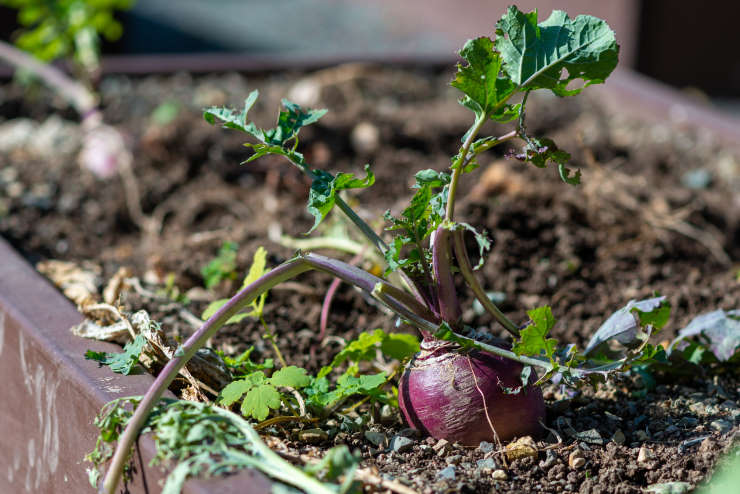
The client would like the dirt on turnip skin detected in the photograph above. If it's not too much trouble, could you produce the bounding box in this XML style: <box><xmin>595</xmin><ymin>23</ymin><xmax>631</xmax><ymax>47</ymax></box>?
<box><xmin>2</xmin><ymin>66</ymin><xmax>738</xmax><ymax>493</ymax></box>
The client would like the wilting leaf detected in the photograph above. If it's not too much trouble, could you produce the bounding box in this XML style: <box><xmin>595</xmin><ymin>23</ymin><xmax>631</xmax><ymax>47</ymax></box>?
<box><xmin>584</xmin><ymin>297</ymin><xmax>668</xmax><ymax>355</ymax></box>
<box><xmin>670</xmin><ymin>309</ymin><xmax>740</xmax><ymax>362</ymax></box>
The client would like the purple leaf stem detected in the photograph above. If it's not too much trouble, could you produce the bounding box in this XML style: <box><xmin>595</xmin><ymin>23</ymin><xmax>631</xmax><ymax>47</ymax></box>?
<box><xmin>432</xmin><ymin>226</ymin><xmax>462</xmax><ymax>326</ymax></box>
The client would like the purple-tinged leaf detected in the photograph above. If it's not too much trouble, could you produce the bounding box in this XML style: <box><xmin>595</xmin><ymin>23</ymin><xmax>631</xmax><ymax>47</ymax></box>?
<box><xmin>670</xmin><ymin>309</ymin><xmax>740</xmax><ymax>362</ymax></box>
<box><xmin>584</xmin><ymin>297</ymin><xmax>667</xmax><ymax>355</ymax></box>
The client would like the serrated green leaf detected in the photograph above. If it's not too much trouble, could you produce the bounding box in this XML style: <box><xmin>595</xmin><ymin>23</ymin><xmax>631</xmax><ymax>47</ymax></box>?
<box><xmin>307</xmin><ymin>165</ymin><xmax>374</xmax><ymax>233</ymax></box>
<box><xmin>451</xmin><ymin>37</ymin><xmax>516</xmax><ymax>120</ymax></box>
<box><xmin>495</xmin><ymin>6</ymin><xmax>619</xmax><ymax>96</ymax></box>
<box><xmin>511</xmin><ymin>136</ymin><xmax>571</xmax><ymax>168</ymax></box>
<box><xmin>218</xmin><ymin>372</ymin><xmax>266</xmax><ymax>407</ymax></box>
<box><xmin>205</xmin><ymin>95</ymin><xmax>325</xmax><ymax>156</ymax></box>
<box><xmin>85</xmin><ymin>334</ymin><xmax>147</xmax><ymax>375</ymax></box>
<box><xmin>322</xmin><ymin>329</ymin><xmax>386</xmax><ymax>376</ymax></box>
<box><xmin>380</xmin><ymin>333</ymin><xmax>420</xmax><ymax>361</ymax></box>
<box><xmin>336</xmin><ymin>372</ymin><xmax>387</xmax><ymax>394</ymax></box>
<box><xmin>383</xmin><ymin>170</ymin><xmax>448</xmax><ymax>274</ymax></box>
<box><xmin>203</xmin><ymin>90</ymin><xmax>260</xmax><ymax>135</ymax></box>
<box><xmin>241</xmin><ymin>384</ymin><xmax>281</xmax><ymax>421</ymax></box>
<box><xmin>272</xmin><ymin>99</ymin><xmax>327</xmax><ymax>143</ymax></box>
<box><xmin>414</xmin><ymin>169</ymin><xmax>451</xmax><ymax>188</ymax></box>
<box><xmin>242</xmin><ymin>143</ymin><xmax>287</xmax><ymax>163</ymax></box>
<box><xmin>268</xmin><ymin>366</ymin><xmax>311</xmax><ymax>388</ymax></box>
<box><xmin>513</xmin><ymin>306</ymin><xmax>558</xmax><ymax>359</ymax></box>
<box><xmin>634</xmin><ymin>302</ymin><xmax>671</xmax><ymax>332</ymax></box>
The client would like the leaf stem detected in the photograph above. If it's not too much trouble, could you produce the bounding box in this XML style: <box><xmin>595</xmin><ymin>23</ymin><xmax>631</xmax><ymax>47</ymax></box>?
<box><xmin>260</xmin><ymin>315</ymin><xmax>287</xmax><ymax>368</ymax></box>
<box><xmin>450</xmin><ymin>331</ymin><xmax>554</xmax><ymax>372</ymax></box>
<box><xmin>432</xmin><ymin>226</ymin><xmax>461</xmax><ymax>325</ymax></box>
<box><xmin>446</xmin><ymin>116</ymin><xmax>486</xmax><ymax>222</ymax></box>
<box><xmin>446</xmin><ymin>124</ymin><xmax>520</xmax><ymax>222</ymax></box>
<box><xmin>451</xmin><ymin>229</ymin><xmax>520</xmax><ymax>338</ymax></box>
<box><xmin>335</xmin><ymin>196</ymin><xmax>388</xmax><ymax>255</ymax></box>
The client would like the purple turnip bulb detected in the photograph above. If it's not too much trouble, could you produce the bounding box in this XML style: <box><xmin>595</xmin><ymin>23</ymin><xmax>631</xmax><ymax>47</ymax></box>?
<box><xmin>398</xmin><ymin>339</ymin><xmax>545</xmax><ymax>445</ymax></box>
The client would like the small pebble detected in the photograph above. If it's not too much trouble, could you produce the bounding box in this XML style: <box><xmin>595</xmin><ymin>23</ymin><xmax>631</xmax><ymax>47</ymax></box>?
<box><xmin>612</xmin><ymin>430</ymin><xmax>626</xmax><ymax>445</ymax></box>
<box><xmin>351</xmin><ymin>121</ymin><xmax>380</xmax><ymax>154</ymax></box>
<box><xmin>710</xmin><ymin>419</ymin><xmax>732</xmax><ymax>434</ymax></box>
<box><xmin>397</xmin><ymin>428</ymin><xmax>422</xmax><ymax>438</ymax></box>
<box><xmin>433</xmin><ymin>439</ymin><xmax>451</xmax><ymax>456</ymax></box>
<box><xmin>678</xmin><ymin>416</ymin><xmax>698</xmax><ymax>428</ymax></box>
<box><xmin>364</xmin><ymin>430</ymin><xmax>388</xmax><ymax>448</ymax></box>
<box><xmin>478</xmin><ymin>441</ymin><xmax>494</xmax><ymax>453</ymax></box>
<box><xmin>681</xmin><ymin>169</ymin><xmax>712</xmax><ymax>189</ymax></box>
<box><xmin>445</xmin><ymin>455</ymin><xmax>462</xmax><ymax>465</ymax></box>
<box><xmin>505</xmin><ymin>435</ymin><xmax>538</xmax><ymax>461</ymax></box>
<box><xmin>568</xmin><ymin>450</ymin><xmax>586</xmax><ymax>469</ymax></box>
<box><xmin>390</xmin><ymin>435</ymin><xmax>415</xmax><ymax>453</ymax></box>
<box><xmin>575</xmin><ymin>428</ymin><xmax>604</xmax><ymax>445</ymax></box>
<box><xmin>476</xmin><ymin>457</ymin><xmax>497</xmax><ymax>472</ymax></box>
<box><xmin>539</xmin><ymin>449</ymin><xmax>557</xmax><ymax>469</ymax></box>
<box><xmin>380</xmin><ymin>404</ymin><xmax>395</xmax><ymax>424</ymax></box>
<box><xmin>492</xmin><ymin>469</ymin><xmax>508</xmax><ymax>481</ymax></box>
<box><xmin>437</xmin><ymin>466</ymin><xmax>456</xmax><ymax>481</ymax></box>
<box><xmin>638</xmin><ymin>446</ymin><xmax>655</xmax><ymax>463</ymax></box>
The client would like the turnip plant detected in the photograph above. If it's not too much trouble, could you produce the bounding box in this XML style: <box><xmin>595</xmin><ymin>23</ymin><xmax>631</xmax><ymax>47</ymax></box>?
<box><xmin>97</xmin><ymin>6</ymin><xmax>676</xmax><ymax>493</ymax></box>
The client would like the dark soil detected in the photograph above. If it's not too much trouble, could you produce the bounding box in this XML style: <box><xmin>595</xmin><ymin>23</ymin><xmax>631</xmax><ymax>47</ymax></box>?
<box><xmin>1</xmin><ymin>66</ymin><xmax>739</xmax><ymax>493</ymax></box>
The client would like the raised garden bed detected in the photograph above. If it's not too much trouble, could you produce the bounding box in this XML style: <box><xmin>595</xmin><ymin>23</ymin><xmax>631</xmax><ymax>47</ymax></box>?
<box><xmin>1</xmin><ymin>58</ymin><xmax>739</xmax><ymax>493</ymax></box>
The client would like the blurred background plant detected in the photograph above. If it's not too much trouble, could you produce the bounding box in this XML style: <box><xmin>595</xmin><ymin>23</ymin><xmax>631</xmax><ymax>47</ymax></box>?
<box><xmin>0</xmin><ymin>0</ymin><xmax>133</xmax><ymax>84</ymax></box>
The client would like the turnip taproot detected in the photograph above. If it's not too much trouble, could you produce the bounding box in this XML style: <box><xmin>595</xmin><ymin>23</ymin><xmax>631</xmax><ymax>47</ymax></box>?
<box><xmin>399</xmin><ymin>339</ymin><xmax>545</xmax><ymax>445</ymax></box>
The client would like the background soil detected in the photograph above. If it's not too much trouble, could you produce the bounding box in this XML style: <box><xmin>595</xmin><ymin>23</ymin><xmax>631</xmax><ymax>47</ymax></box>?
<box><xmin>1</xmin><ymin>66</ymin><xmax>739</xmax><ymax>493</ymax></box>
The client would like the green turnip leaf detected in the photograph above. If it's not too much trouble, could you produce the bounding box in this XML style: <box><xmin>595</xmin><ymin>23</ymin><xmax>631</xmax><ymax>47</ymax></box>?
<box><xmin>307</xmin><ymin>165</ymin><xmax>374</xmax><ymax>232</ymax></box>
<box><xmin>269</xmin><ymin>366</ymin><xmax>311</xmax><ymax>388</ymax></box>
<box><xmin>451</xmin><ymin>37</ymin><xmax>517</xmax><ymax>121</ymax></box>
<box><xmin>241</xmin><ymin>384</ymin><xmax>281</xmax><ymax>421</ymax></box>
<box><xmin>513</xmin><ymin>306</ymin><xmax>558</xmax><ymax>360</ymax></box>
<box><xmin>495</xmin><ymin>6</ymin><xmax>619</xmax><ymax>96</ymax></box>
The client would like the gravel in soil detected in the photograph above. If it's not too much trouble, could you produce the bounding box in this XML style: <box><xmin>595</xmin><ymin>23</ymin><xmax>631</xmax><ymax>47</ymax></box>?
<box><xmin>1</xmin><ymin>66</ymin><xmax>739</xmax><ymax>493</ymax></box>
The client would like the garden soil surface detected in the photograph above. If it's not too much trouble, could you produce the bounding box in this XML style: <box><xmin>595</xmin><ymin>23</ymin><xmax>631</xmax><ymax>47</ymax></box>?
<box><xmin>1</xmin><ymin>66</ymin><xmax>739</xmax><ymax>493</ymax></box>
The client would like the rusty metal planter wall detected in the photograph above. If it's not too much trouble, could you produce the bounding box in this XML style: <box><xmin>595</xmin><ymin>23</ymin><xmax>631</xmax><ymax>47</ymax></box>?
<box><xmin>0</xmin><ymin>238</ymin><xmax>272</xmax><ymax>493</ymax></box>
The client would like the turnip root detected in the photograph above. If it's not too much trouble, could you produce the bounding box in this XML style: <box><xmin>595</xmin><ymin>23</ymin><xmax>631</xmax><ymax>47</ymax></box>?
<box><xmin>398</xmin><ymin>339</ymin><xmax>545</xmax><ymax>445</ymax></box>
